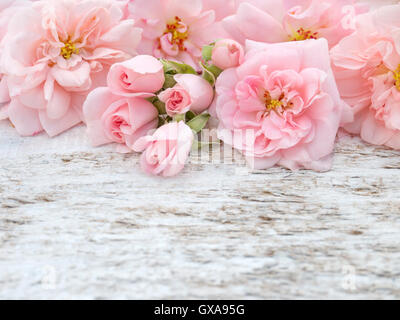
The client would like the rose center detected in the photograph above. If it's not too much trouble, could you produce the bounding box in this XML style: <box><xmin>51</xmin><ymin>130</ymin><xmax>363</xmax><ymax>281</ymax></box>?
<box><xmin>393</xmin><ymin>65</ymin><xmax>400</xmax><ymax>91</ymax></box>
<box><xmin>61</xmin><ymin>40</ymin><xmax>79</xmax><ymax>60</ymax></box>
<box><xmin>163</xmin><ymin>16</ymin><xmax>189</xmax><ymax>51</ymax></box>
<box><xmin>264</xmin><ymin>91</ymin><xmax>285</xmax><ymax>114</ymax></box>
<box><xmin>289</xmin><ymin>28</ymin><xmax>318</xmax><ymax>41</ymax></box>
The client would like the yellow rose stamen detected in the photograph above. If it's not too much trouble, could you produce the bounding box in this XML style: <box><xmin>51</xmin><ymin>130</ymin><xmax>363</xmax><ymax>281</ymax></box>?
<box><xmin>61</xmin><ymin>40</ymin><xmax>79</xmax><ymax>60</ymax></box>
<box><xmin>393</xmin><ymin>65</ymin><xmax>400</xmax><ymax>91</ymax></box>
<box><xmin>289</xmin><ymin>28</ymin><xmax>318</xmax><ymax>41</ymax></box>
<box><xmin>160</xmin><ymin>16</ymin><xmax>189</xmax><ymax>52</ymax></box>
<box><xmin>264</xmin><ymin>92</ymin><xmax>285</xmax><ymax>113</ymax></box>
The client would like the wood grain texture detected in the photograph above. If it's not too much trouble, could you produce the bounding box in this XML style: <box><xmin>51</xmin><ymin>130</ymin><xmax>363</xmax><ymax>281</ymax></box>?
<box><xmin>1</xmin><ymin>120</ymin><xmax>400</xmax><ymax>300</ymax></box>
<box><xmin>1</xmin><ymin>0</ymin><xmax>400</xmax><ymax>299</ymax></box>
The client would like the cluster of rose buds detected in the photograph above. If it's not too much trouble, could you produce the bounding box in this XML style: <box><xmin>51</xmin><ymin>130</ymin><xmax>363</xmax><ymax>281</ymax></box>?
<box><xmin>83</xmin><ymin>55</ymin><xmax>218</xmax><ymax>177</ymax></box>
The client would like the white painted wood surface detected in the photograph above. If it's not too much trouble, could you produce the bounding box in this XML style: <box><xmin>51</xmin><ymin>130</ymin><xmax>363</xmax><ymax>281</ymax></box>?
<box><xmin>1</xmin><ymin>0</ymin><xmax>400</xmax><ymax>300</ymax></box>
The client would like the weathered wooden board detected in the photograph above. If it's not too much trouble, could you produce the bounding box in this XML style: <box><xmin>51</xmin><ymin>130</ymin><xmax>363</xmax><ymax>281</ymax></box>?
<box><xmin>1</xmin><ymin>119</ymin><xmax>400</xmax><ymax>299</ymax></box>
<box><xmin>1</xmin><ymin>0</ymin><xmax>400</xmax><ymax>300</ymax></box>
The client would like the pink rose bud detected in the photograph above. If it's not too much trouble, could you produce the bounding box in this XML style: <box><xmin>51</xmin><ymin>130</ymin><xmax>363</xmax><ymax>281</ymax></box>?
<box><xmin>83</xmin><ymin>87</ymin><xmax>159</xmax><ymax>153</ymax></box>
<box><xmin>211</xmin><ymin>39</ymin><xmax>244</xmax><ymax>70</ymax></box>
<box><xmin>173</xmin><ymin>74</ymin><xmax>214</xmax><ymax>114</ymax></box>
<box><xmin>133</xmin><ymin>121</ymin><xmax>194</xmax><ymax>177</ymax></box>
<box><xmin>158</xmin><ymin>85</ymin><xmax>192</xmax><ymax>117</ymax></box>
<box><xmin>107</xmin><ymin>55</ymin><xmax>165</xmax><ymax>97</ymax></box>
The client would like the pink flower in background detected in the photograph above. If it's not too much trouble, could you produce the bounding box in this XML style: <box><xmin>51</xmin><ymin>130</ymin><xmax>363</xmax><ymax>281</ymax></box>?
<box><xmin>0</xmin><ymin>0</ymin><xmax>30</xmax><ymax>120</ymax></box>
<box><xmin>222</xmin><ymin>0</ymin><xmax>367</xmax><ymax>48</ymax></box>
<box><xmin>83</xmin><ymin>87</ymin><xmax>158</xmax><ymax>153</ymax></box>
<box><xmin>0</xmin><ymin>0</ymin><xmax>142</xmax><ymax>137</ymax></box>
<box><xmin>107</xmin><ymin>55</ymin><xmax>165</xmax><ymax>97</ymax></box>
<box><xmin>202</xmin><ymin>0</ymin><xmax>236</xmax><ymax>20</ymax></box>
<box><xmin>214</xmin><ymin>39</ymin><xmax>351</xmax><ymax>171</ymax></box>
<box><xmin>133</xmin><ymin>121</ymin><xmax>194</xmax><ymax>177</ymax></box>
<box><xmin>127</xmin><ymin>0</ymin><xmax>227</xmax><ymax>68</ymax></box>
<box><xmin>0</xmin><ymin>0</ymin><xmax>28</xmax><ymax>41</ymax></box>
<box><xmin>211</xmin><ymin>39</ymin><xmax>244</xmax><ymax>70</ymax></box>
<box><xmin>331</xmin><ymin>5</ymin><xmax>400</xmax><ymax>149</ymax></box>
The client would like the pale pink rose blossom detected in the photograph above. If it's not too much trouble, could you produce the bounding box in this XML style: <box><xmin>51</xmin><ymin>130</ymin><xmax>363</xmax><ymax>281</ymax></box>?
<box><xmin>202</xmin><ymin>0</ymin><xmax>236</xmax><ymax>20</ymax></box>
<box><xmin>127</xmin><ymin>0</ymin><xmax>227</xmax><ymax>68</ymax></box>
<box><xmin>222</xmin><ymin>0</ymin><xmax>368</xmax><ymax>48</ymax></box>
<box><xmin>107</xmin><ymin>55</ymin><xmax>165</xmax><ymax>97</ymax></box>
<box><xmin>158</xmin><ymin>85</ymin><xmax>192</xmax><ymax>117</ymax></box>
<box><xmin>331</xmin><ymin>5</ymin><xmax>400</xmax><ymax>149</ymax></box>
<box><xmin>0</xmin><ymin>0</ymin><xmax>142</xmax><ymax>137</ymax></box>
<box><xmin>0</xmin><ymin>0</ymin><xmax>30</xmax><ymax>120</ymax></box>
<box><xmin>214</xmin><ymin>39</ymin><xmax>351</xmax><ymax>171</ymax></box>
<box><xmin>133</xmin><ymin>121</ymin><xmax>194</xmax><ymax>177</ymax></box>
<box><xmin>83</xmin><ymin>87</ymin><xmax>159</xmax><ymax>153</ymax></box>
<box><xmin>211</xmin><ymin>39</ymin><xmax>244</xmax><ymax>70</ymax></box>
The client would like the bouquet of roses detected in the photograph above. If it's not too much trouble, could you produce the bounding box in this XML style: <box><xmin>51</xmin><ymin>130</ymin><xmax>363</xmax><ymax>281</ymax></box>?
<box><xmin>1</xmin><ymin>0</ymin><xmax>399</xmax><ymax>177</ymax></box>
<box><xmin>83</xmin><ymin>55</ymin><xmax>216</xmax><ymax>177</ymax></box>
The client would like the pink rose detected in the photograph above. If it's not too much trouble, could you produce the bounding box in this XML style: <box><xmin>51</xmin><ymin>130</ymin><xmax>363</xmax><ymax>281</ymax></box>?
<box><xmin>0</xmin><ymin>0</ymin><xmax>142</xmax><ymax>137</ymax></box>
<box><xmin>202</xmin><ymin>0</ymin><xmax>236</xmax><ymax>20</ymax></box>
<box><xmin>107</xmin><ymin>55</ymin><xmax>165</xmax><ymax>97</ymax></box>
<box><xmin>83</xmin><ymin>87</ymin><xmax>159</xmax><ymax>153</ymax></box>
<box><xmin>158</xmin><ymin>74</ymin><xmax>214</xmax><ymax>117</ymax></box>
<box><xmin>127</xmin><ymin>0</ymin><xmax>228</xmax><ymax>69</ymax></box>
<box><xmin>158</xmin><ymin>85</ymin><xmax>192</xmax><ymax>117</ymax></box>
<box><xmin>222</xmin><ymin>0</ymin><xmax>368</xmax><ymax>48</ymax></box>
<box><xmin>133</xmin><ymin>121</ymin><xmax>194</xmax><ymax>177</ymax></box>
<box><xmin>331</xmin><ymin>5</ymin><xmax>400</xmax><ymax>149</ymax></box>
<box><xmin>0</xmin><ymin>0</ymin><xmax>29</xmax><ymax>119</ymax></box>
<box><xmin>211</xmin><ymin>39</ymin><xmax>244</xmax><ymax>70</ymax></box>
<box><xmin>172</xmin><ymin>74</ymin><xmax>214</xmax><ymax>114</ymax></box>
<box><xmin>214</xmin><ymin>39</ymin><xmax>351</xmax><ymax>171</ymax></box>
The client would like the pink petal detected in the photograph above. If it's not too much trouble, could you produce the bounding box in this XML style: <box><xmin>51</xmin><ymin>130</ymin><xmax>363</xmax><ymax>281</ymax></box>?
<box><xmin>8</xmin><ymin>99</ymin><xmax>43</xmax><ymax>136</ymax></box>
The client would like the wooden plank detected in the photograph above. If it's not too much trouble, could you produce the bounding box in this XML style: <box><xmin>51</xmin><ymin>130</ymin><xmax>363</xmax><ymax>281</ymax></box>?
<box><xmin>1</xmin><ymin>0</ymin><xmax>400</xmax><ymax>299</ymax></box>
<box><xmin>1</xmin><ymin>120</ymin><xmax>400</xmax><ymax>299</ymax></box>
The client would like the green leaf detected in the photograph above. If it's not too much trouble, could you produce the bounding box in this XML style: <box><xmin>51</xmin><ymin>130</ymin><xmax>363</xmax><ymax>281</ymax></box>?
<box><xmin>202</xmin><ymin>45</ymin><xmax>213</xmax><ymax>62</ymax></box>
<box><xmin>158</xmin><ymin>116</ymin><xmax>167</xmax><ymax>127</ymax></box>
<box><xmin>192</xmin><ymin>140</ymin><xmax>220</xmax><ymax>151</ymax></box>
<box><xmin>186</xmin><ymin>113</ymin><xmax>210</xmax><ymax>133</ymax></box>
<box><xmin>160</xmin><ymin>59</ymin><xmax>178</xmax><ymax>74</ymax></box>
<box><xmin>161</xmin><ymin>59</ymin><xmax>197</xmax><ymax>75</ymax></box>
<box><xmin>163</xmin><ymin>74</ymin><xmax>177</xmax><ymax>89</ymax></box>
<box><xmin>168</xmin><ymin>60</ymin><xmax>197</xmax><ymax>74</ymax></box>
<box><xmin>185</xmin><ymin>111</ymin><xmax>197</xmax><ymax>122</ymax></box>
<box><xmin>153</xmin><ymin>99</ymin><xmax>166</xmax><ymax>115</ymax></box>
<box><xmin>173</xmin><ymin>114</ymin><xmax>186</xmax><ymax>122</ymax></box>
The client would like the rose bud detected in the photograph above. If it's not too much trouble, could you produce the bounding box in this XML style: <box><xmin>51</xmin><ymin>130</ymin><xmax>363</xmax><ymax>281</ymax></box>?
<box><xmin>133</xmin><ymin>121</ymin><xmax>194</xmax><ymax>177</ymax></box>
<box><xmin>107</xmin><ymin>55</ymin><xmax>165</xmax><ymax>97</ymax></box>
<box><xmin>83</xmin><ymin>87</ymin><xmax>159</xmax><ymax>153</ymax></box>
<box><xmin>211</xmin><ymin>39</ymin><xmax>244</xmax><ymax>70</ymax></box>
<box><xmin>158</xmin><ymin>85</ymin><xmax>192</xmax><ymax>117</ymax></box>
<box><xmin>171</xmin><ymin>74</ymin><xmax>214</xmax><ymax>114</ymax></box>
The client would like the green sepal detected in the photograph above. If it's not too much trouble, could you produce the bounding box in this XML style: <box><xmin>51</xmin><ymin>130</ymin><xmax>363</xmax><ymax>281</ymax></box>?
<box><xmin>202</xmin><ymin>45</ymin><xmax>213</xmax><ymax>62</ymax></box>
<box><xmin>201</xmin><ymin>63</ymin><xmax>222</xmax><ymax>86</ymax></box>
